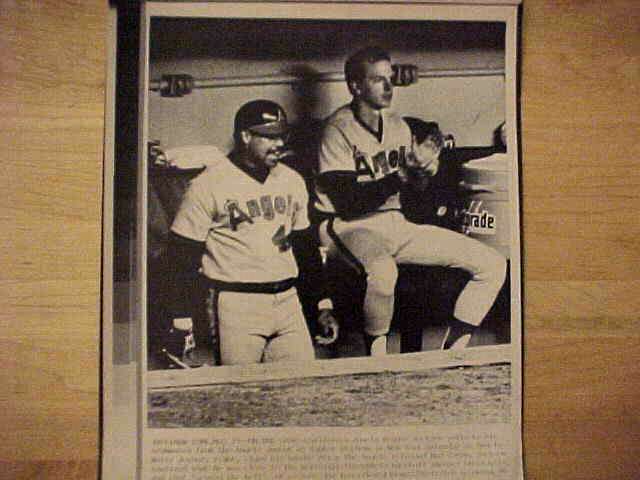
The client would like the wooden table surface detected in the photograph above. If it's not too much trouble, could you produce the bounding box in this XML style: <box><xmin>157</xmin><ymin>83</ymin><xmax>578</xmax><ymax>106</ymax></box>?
<box><xmin>1</xmin><ymin>1</ymin><xmax>639</xmax><ymax>479</ymax></box>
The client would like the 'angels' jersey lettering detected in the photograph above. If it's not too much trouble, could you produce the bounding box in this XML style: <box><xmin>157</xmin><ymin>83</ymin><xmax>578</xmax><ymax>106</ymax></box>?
<box><xmin>171</xmin><ymin>159</ymin><xmax>309</xmax><ymax>283</ymax></box>
<box><xmin>355</xmin><ymin>146</ymin><xmax>409</xmax><ymax>179</ymax></box>
<box><xmin>315</xmin><ymin>104</ymin><xmax>412</xmax><ymax>214</ymax></box>
<box><xmin>225</xmin><ymin>194</ymin><xmax>294</xmax><ymax>230</ymax></box>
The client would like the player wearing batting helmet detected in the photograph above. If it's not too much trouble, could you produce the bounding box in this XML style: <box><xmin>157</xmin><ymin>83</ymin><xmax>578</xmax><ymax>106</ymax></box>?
<box><xmin>313</xmin><ymin>46</ymin><xmax>506</xmax><ymax>355</ymax></box>
<box><xmin>167</xmin><ymin>100</ymin><xmax>338</xmax><ymax>366</ymax></box>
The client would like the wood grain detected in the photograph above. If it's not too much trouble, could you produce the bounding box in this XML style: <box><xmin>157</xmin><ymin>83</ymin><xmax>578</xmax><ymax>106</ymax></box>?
<box><xmin>521</xmin><ymin>1</ymin><xmax>640</xmax><ymax>479</ymax></box>
<box><xmin>0</xmin><ymin>0</ymin><xmax>106</xmax><ymax>478</ymax></box>
<box><xmin>1</xmin><ymin>0</ymin><xmax>639</xmax><ymax>479</ymax></box>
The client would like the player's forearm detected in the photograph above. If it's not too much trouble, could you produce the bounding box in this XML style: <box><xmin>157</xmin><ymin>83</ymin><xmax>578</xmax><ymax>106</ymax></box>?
<box><xmin>165</xmin><ymin>232</ymin><xmax>205</xmax><ymax>317</ymax></box>
<box><xmin>290</xmin><ymin>229</ymin><xmax>332</xmax><ymax>307</ymax></box>
<box><xmin>316</xmin><ymin>171</ymin><xmax>402</xmax><ymax>219</ymax></box>
<box><xmin>167</xmin><ymin>232</ymin><xmax>204</xmax><ymax>273</ymax></box>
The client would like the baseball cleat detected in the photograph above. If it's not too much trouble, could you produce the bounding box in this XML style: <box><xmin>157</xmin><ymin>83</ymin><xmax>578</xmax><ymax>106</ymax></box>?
<box><xmin>366</xmin><ymin>334</ymin><xmax>388</xmax><ymax>357</ymax></box>
<box><xmin>441</xmin><ymin>318</ymin><xmax>476</xmax><ymax>350</ymax></box>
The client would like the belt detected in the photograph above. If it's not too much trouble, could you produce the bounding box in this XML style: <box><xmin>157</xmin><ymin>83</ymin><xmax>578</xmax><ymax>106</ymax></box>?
<box><xmin>312</xmin><ymin>208</ymin><xmax>402</xmax><ymax>223</ymax></box>
<box><xmin>203</xmin><ymin>277</ymin><xmax>297</xmax><ymax>294</ymax></box>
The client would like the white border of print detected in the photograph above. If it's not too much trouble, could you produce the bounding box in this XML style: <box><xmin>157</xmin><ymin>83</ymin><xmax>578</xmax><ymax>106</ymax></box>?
<box><xmin>118</xmin><ymin>2</ymin><xmax>523</xmax><ymax>478</ymax></box>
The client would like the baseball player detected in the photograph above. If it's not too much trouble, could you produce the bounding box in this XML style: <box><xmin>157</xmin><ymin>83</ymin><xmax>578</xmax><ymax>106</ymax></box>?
<box><xmin>167</xmin><ymin>99</ymin><xmax>338</xmax><ymax>366</ymax></box>
<box><xmin>314</xmin><ymin>46</ymin><xmax>506</xmax><ymax>355</ymax></box>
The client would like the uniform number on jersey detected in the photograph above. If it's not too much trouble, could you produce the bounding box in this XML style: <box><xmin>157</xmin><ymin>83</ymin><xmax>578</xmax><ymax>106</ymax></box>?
<box><xmin>271</xmin><ymin>224</ymin><xmax>291</xmax><ymax>251</ymax></box>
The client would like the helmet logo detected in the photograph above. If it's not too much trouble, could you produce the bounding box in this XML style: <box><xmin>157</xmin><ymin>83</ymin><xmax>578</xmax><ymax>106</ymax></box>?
<box><xmin>262</xmin><ymin>110</ymin><xmax>283</xmax><ymax>123</ymax></box>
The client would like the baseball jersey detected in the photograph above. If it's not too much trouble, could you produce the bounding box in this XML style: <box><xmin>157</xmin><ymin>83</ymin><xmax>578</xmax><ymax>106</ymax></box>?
<box><xmin>314</xmin><ymin>104</ymin><xmax>413</xmax><ymax>214</ymax></box>
<box><xmin>171</xmin><ymin>159</ymin><xmax>310</xmax><ymax>284</ymax></box>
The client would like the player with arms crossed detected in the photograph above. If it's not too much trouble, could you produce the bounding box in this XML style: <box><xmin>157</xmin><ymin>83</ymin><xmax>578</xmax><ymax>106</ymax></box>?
<box><xmin>169</xmin><ymin>100</ymin><xmax>337</xmax><ymax>366</ymax></box>
<box><xmin>314</xmin><ymin>47</ymin><xmax>506</xmax><ymax>356</ymax></box>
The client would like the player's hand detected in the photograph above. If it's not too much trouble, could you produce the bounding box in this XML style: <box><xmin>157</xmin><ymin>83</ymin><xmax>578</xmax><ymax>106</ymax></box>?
<box><xmin>412</xmin><ymin>137</ymin><xmax>441</xmax><ymax>177</ymax></box>
<box><xmin>315</xmin><ymin>309</ymin><xmax>339</xmax><ymax>345</ymax></box>
<box><xmin>398</xmin><ymin>151</ymin><xmax>426</xmax><ymax>183</ymax></box>
<box><xmin>399</xmin><ymin>136</ymin><xmax>441</xmax><ymax>186</ymax></box>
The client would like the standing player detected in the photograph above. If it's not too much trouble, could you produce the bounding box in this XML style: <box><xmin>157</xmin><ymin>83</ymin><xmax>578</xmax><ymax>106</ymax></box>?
<box><xmin>314</xmin><ymin>46</ymin><xmax>506</xmax><ymax>355</ymax></box>
<box><xmin>168</xmin><ymin>99</ymin><xmax>337</xmax><ymax>366</ymax></box>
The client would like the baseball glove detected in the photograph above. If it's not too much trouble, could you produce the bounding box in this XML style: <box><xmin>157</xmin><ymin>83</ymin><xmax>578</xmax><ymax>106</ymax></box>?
<box><xmin>398</xmin><ymin>129</ymin><xmax>441</xmax><ymax>189</ymax></box>
<box><xmin>400</xmin><ymin>121</ymin><xmax>456</xmax><ymax>189</ymax></box>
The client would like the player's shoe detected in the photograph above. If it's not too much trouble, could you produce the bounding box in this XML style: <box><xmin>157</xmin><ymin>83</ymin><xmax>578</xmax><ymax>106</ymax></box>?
<box><xmin>365</xmin><ymin>334</ymin><xmax>388</xmax><ymax>357</ymax></box>
<box><xmin>160</xmin><ymin>317</ymin><xmax>202</xmax><ymax>369</ymax></box>
<box><xmin>440</xmin><ymin>318</ymin><xmax>476</xmax><ymax>350</ymax></box>
<box><xmin>440</xmin><ymin>327</ymin><xmax>472</xmax><ymax>350</ymax></box>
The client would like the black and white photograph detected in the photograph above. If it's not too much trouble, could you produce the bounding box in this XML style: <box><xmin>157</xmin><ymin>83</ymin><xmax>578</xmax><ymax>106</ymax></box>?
<box><xmin>103</xmin><ymin>1</ymin><xmax>522</xmax><ymax>478</ymax></box>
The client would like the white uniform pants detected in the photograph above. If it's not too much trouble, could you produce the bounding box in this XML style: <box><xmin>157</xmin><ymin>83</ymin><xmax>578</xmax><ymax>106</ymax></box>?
<box><xmin>206</xmin><ymin>287</ymin><xmax>315</xmax><ymax>365</ymax></box>
<box><xmin>318</xmin><ymin>211</ymin><xmax>506</xmax><ymax>336</ymax></box>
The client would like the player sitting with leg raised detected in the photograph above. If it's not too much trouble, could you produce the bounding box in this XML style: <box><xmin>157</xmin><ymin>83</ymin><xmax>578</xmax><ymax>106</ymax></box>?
<box><xmin>313</xmin><ymin>46</ymin><xmax>506</xmax><ymax>355</ymax></box>
<box><xmin>166</xmin><ymin>100</ymin><xmax>338</xmax><ymax>367</ymax></box>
